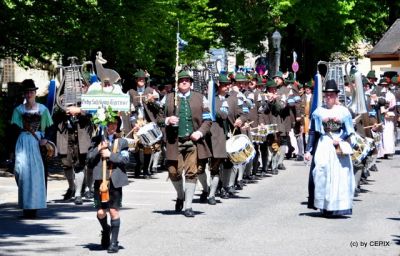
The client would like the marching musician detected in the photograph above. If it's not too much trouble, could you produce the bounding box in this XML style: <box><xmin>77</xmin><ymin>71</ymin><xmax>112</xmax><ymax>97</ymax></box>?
<box><xmin>54</xmin><ymin>77</ymin><xmax>93</xmax><ymax>205</ymax></box>
<box><xmin>126</xmin><ymin>69</ymin><xmax>161</xmax><ymax>179</ymax></box>
<box><xmin>87</xmin><ymin>110</ymin><xmax>129</xmax><ymax>253</ymax></box>
<box><xmin>258</xmin><ymin>80</ymin><xmax>284</xmax><ymax>175</ymax></box>
<box><xmin>298</xmin><ymin>81</ymin><xmax>314</xmax><ymax>161</ymax></box>
<box><xmin>375</xmin><ymin>78</ymin><xmax>396</xmax><ymax>158</ymax></box>
<box><xmin>157</xmin><ymin>70</ymin><xmax>212</xmax><ymax>217</ymax></box>
<box><xmin>274</xmin><ymin>71</ymin><xmax>292</xmax><ymax>170</ymax></box>
<box><xmin>243</xmin><ymin>75</ymin><xmax>263</xmax><ymax>181</ymax></box>
<box><xmin>206</xmin><ymin>75</ymin><xmax>244</xmax><ymax>203</ymax></box>
<box><xmin>285</xmin><ymin>73</ymin><xmax>302</xmax><ymax>161</ymax></box>
<box><xmin>227</xmin><ymin>73</ymin><xmax>251</xmax><ymax>192</ymax></box>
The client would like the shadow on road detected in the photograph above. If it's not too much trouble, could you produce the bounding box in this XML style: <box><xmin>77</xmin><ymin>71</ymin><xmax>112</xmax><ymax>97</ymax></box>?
<box><xmin>299</xmin><ymin>211</ymin><xmax>351</xmax><ymax>219</ymax></box>
<box><xmin>391</xmin><ymin>235</ymin><xmax>400</xmax><ymax>245</ymax></box>
<box><xmin>152</xmin><ymin>209</ymin><xmax>205</xmax><ymax>216</ymax></box>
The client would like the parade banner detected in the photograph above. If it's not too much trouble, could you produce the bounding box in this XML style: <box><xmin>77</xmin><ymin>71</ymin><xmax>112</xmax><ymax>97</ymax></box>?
<box><xmin>81</xmin><ymin>82</ymin><xmax>130</xmax><ymax>111</ymax></box>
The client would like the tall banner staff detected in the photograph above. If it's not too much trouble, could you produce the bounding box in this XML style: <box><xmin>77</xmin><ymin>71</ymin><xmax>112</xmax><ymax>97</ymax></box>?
<box><xmin>174</xmin><ymin>20</ymin><xmax>180</xmax><ymax>108</ymax></box>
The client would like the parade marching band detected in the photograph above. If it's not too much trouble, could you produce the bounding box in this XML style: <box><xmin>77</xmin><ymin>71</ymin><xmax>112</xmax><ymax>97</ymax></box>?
<box><xmin>11</xmin><ymin>54</ymin><xmax>400</xmax><ymax>253</ymax></box>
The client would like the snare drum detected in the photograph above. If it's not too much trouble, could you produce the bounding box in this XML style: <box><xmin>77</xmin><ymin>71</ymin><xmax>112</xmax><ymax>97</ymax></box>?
<box><xmin>137</xmin><ymin>122</ymin><xmax>163</xmax><ymax>146</ymax></box>
<box><xmin>266</xmin><ymin>124</ymin><xmax>278</xmax><ymax>134</ymax></box>
<box><xmin>125</xmin><ymin>138</ymin><xmax>137</xmax><ymax>151</ymax></box>
<box><xmin>226</xmin><ymin>134</ymin><xmax>255</xmax><ymax>165</ymax></box>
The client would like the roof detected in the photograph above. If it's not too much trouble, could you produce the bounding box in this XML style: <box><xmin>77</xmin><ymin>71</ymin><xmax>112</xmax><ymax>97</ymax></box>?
<box><xmin>366</xmin><ymin>18</ymin><xmax>400</xmax><ymax>59</ymax></box>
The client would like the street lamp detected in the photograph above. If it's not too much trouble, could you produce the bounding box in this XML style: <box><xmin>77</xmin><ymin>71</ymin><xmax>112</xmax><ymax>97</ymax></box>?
<box><xmin>272</xmin><ymin>30</ymin><xmax>282</xmax><ymax>75</ymax></box>
<box><xmin>0</xmin><ymin>59</ymin><xmax>4</xmax><ymax>89</ymax></box>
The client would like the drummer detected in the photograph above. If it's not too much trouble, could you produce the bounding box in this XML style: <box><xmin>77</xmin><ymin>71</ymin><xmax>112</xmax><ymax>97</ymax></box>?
<box><xmin>243</xmin><ymin>74</ymin><xmax>263</xmax><ymax>181</ymax></box>
<box><xmin>157</xmin><ymin>70</ymin><xmax>212</xmax><ymax>217</ymax></box>
<box><xmin>126</xmin><ymin>69</ymin><xmax>161</xmax><ymax>179</ymax></box>
<box><xmin>227</xmin><ymin>73</ymin><xmax>251</xmax><ymax>193</ymax></box>
<box><xmin>206</xmin><ymin>74</ymin><xmax>242</xmax><ymax>204</ymax></box>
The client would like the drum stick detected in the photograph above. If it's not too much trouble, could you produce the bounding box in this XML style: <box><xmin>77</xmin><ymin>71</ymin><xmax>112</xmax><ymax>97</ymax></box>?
<box><xmin>363</xmin><ymin>123</ymin><xmax>383</xmax><ymax>129</ymax></box>
<box><xmin>124</xmin><ymin>127</ymin><xmax>135</xmax><ymax>138</ymax></box>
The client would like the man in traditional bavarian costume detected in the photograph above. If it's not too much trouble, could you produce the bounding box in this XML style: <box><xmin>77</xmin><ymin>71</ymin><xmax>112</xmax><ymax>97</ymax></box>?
<box><xmin>259</xmin><ymin>80</ymin><xmax>283</xmax><ymax>175</ymax></box>
<box><xmin>244</xmin><ymin>74</ymin><xmax>263</xmax><ymax>180</ymax></box>
<box><xmin>53</xmin><ymin>82</ymin><xmax>93</xmax><ymax>205</ymax></box>
<box><xmin>87</xmin><ymin>107</ymin><xmax>129</xmax><ymax>253</ymax></box>
<box><xmin>207</xmin><ymin>75</ymin><xmax>236</xmax><ymax>204</ymax></box>
<box><xmin>298</xmin><ymin>81</ymin><xmax>314</xmax><ymax>161</ymax></box>
<box><xmin>158</xmin><ymin>70</ymin><xmax>212</xmax><ymax>217</ymax></box>
<box><xmin>274</xmin><ymin>71</ymin><xmax>291</xmax><ymax>170</ymax></box>
<box><xmin>227</xmin><ymin>73</ymin><xmax>252</xmax><ymax>191</ymax></box>
<box><xmin>127</xmin><ymin>69</ymin><xmax>161</xmax><ymax>179</ymax></box>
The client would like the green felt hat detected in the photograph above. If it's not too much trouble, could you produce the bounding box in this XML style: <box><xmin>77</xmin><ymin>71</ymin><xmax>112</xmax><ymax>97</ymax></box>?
<box><xmin>134</xmin><ymin>69</ymin><xmax>146</xmax><ymax>78</ymax></box>
<box><xmin>218</xmin><ymin>74</ymin><xmax>231</xmax><ymax>85</ymax></box>
<box><xmin>266</xmin><ymin>80</ymin><xmax>278</xmax><ymax>88</ymax></box>
<box><xmin>366</xmin><ymin>70</ymin><xmax>377</xmax><ymax>80</ymax></box>
<box><xmin>177</xmin><ymin>70</ymin><xmax>192</xmax><ymax>80</ymax></box>
<box><xmin>272</xmin><ymin>71</ymin><xmax>284</xmax><ymax>80</ymax></box>
<box><xmin>235</xmin><ymin>73</ymin><xmax>248</xmax><ymax>82</ymax></box>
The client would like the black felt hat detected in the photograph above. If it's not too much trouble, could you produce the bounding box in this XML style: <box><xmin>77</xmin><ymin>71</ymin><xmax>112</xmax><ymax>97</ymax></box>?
<box><xmin>22</xmin><ymin>79</ymin><xmax>38</xmax><ymax>92</ymax></box>
<box><xmin>322</xmin><ymin>79</ymin><xmax>340</xmax><ymax>93</ymax></box>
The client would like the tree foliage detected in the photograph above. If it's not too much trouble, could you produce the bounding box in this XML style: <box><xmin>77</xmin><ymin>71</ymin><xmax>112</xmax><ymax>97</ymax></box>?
<box><xmin>0</xmin><ymin>0</ymin><xmax>398</xmax><ymax>80</ymax></box>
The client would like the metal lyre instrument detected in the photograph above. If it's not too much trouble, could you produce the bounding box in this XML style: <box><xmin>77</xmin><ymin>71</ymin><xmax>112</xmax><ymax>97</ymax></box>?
<box><xmin>56</xmin><ymin>56</ymin><xmax>93</xmax><ymax>111</ymax></box>
<box><xmin>317</xmin><ymin>59</ymin><xmax>347</xmax><ymax>105</ymax></box>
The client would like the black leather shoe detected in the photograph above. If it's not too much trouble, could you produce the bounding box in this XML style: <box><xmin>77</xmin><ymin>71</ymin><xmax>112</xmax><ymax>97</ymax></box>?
<box><xmin>175</xmin><ymin>198</ymin><xmax>184</xmax><ymax>212</ymax></box>
<box><xmin>63</xmin><ymin>188</ymin><xmax>75</xmax><ymax>201</ymax></box>
<box><xmin>74</xmin><ymin>196</ymin><xmax>83</xmax><ymax>205</ymax></box>
<box><xmin>277</xmin><ymin>164</ymin><xmax>286</xmax><ymax>170</ymax></box>
<box><xmin>208</xmin><ymin>196</ymin><xmax>216</xmax><ymax>205</ymax></box>
<box><xmin>84</xmin><ymin>191</ymin><xmax>94</xmax><ymax>199</ymax></box>
<box><xmin>107</xmin><ymin>242</ymin><xmax>119</xmax><ymax>253</ymax></box>
<box><xmin>220</xmin><ymin>188</ymin><xmax>229</xmax><ymax>199</ymax></box>
<box><xmin>296</xmin><ymin>155</ymin><xmax>304</xmax><ymax>161</ymax></box>
<box><xmin>199</xmin><ymin>191</ymin><xmax>208</xmax><ymax>203</ymax></box>
<box><xmin>184</xmin><ymin>208</ymin><xmax>195</xmax><ymax>217</ymax></box>
<box><xmin>101</xmin><ymin>226</ymin><xmax>110</xmax><ymax>249</ymax></box>
<box><xmin>370</xmin><ymin>164</ymin><xmax>378</xmax><ymax>172</ymax></box>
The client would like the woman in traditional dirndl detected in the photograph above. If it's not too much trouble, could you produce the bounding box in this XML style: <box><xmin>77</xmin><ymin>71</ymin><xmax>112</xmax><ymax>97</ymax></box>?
<box><xmin>11</xmin><ymin>79</ymin><xmax>53</xmax><ymax>218</ymax></box>
<box><xmin>305</xmin><ymin>80</ymin><xmax>355</xmax><ymax>216</ymax></box>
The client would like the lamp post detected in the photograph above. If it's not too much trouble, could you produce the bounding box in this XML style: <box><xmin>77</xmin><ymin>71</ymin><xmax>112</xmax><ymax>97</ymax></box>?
<box><xmin>0</xmin><ymin>59</ymin><xmax>4</xmax><ymax>90</ymax></box>
<box><xmin>272</xmin><ymin>30</ymin><xmax>282</xmax><ymax>75</ymax></box>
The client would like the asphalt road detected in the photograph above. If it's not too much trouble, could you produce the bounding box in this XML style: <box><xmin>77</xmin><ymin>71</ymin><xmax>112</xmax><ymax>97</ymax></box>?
<box><xmin>0</xmin><ymin>152</ymin><xmax>399</xmax><ymax>256</ymax></box>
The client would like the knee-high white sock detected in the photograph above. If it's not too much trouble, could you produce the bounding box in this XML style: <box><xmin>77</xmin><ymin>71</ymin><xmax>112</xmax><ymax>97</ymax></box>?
<box><xmin>64</xmin><ymin>168</ymin><xmax>75</xmax><ymax>189</ymax></box>
<box><xmin>152</xmin><ymin>151</ymin><xmax>161</xmax><ymax>169</ymax></box>
<box><xmin>228</xmin><ymin>166</ymin><xmax>238</xmax><ymax>187</ymax></box>
<box><xmin>278</xmin><ymin>145</ymin><xmax>287</xmax><ymax>164</ymax></box>
<box><xmin>74</xmin><ymin>171</ymin><xmax>85</xmax><ymax>197</ymax></box>
<box><xmin>85</xmin><ymin>168</ymin><xmax>94</xmax><ymax>192</ymax></box>
<box><xmin>184</xmin><ymin>182</ymin><xmax>196</xmax><ymax>210</ymax></box>
<box><xmin>198</xmin><ymin>172</ymin><xmax>208</xmax><ymax>193</ymax></box>
<box><xmin>171</xmin><ymin>180</ymin><xmax>184</xmax><ymax>200</ymax></box>
<box><xmin>237</xmin><ymin>164</ymin><xmax>244</xmax><ymax>182</ymax></box>
<box><xmin>209</xmin><ymin>175</ymin><xmax>220</xmax><ymax>198</ymax></box>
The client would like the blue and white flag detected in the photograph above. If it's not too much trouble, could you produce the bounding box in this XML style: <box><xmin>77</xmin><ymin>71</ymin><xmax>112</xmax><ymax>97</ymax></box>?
<box><xmin>177</xmin><ymin>33</ymin><xmax>188</xmax><ymax>51</ymax></box>
<box><xmin>310</xmin><ymin>73</ymin><xmax>323</xmax><ymax>114</ymax></box>
<box><xmin>207</xmin><ymin>78</ymin><xmax>216</xmax><ymax>121</ymax></box>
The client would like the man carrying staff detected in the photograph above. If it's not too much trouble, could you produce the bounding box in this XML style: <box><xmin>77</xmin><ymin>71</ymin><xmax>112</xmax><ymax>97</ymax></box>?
<box><xmin>126</xmin><ymin>69</ymin><xmax>161</xmax><ymax>179</ymax></box>
<box><xmin>158</xmin><ymin>70</ymin><xmax>212</xmax><ymax>217</ymax></box>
